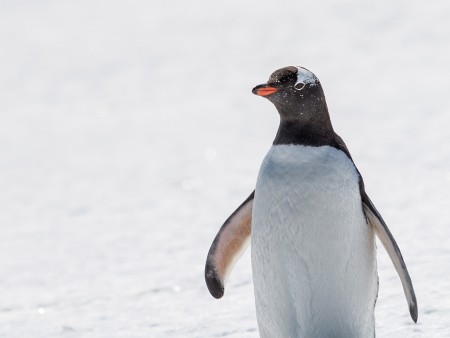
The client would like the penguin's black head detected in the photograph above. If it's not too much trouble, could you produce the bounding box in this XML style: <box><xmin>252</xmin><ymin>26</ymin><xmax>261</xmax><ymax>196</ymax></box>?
<box><xmin>252</xmin><ymin>66</ymin><xmax>327</xmax><ymax>121</ymax></box>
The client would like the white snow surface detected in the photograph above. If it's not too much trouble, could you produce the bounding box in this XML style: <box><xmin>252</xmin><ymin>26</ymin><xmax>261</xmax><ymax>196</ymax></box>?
<box><xmin>0</xmin><ymin>1</ymin><xmax>449</xmax><ymax>337</ymax></box>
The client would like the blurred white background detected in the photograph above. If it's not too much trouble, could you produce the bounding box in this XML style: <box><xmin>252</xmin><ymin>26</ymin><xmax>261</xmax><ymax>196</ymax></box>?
<box><xmin>0</xmin><ymin>1</ymin><xmax>449</xmax><ymax>337</ymax></box>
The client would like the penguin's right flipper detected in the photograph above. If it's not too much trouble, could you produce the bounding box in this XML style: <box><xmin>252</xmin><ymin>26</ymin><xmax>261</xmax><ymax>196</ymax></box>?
<box><xmin>362</xmin><ymin>193</ymin><xmax>418</xmax><ymax>323</ymax></box>
<box><xmin>205</xmin><ymin>191</ymin><xmax>254</xmax><ymax>299</ymax></box>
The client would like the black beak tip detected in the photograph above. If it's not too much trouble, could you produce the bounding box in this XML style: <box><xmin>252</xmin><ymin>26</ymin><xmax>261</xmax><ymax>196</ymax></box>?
<box><xmin>252</xmin><ymin>84</ymin><xmax>265</xmax><ymax>95</ymax></box>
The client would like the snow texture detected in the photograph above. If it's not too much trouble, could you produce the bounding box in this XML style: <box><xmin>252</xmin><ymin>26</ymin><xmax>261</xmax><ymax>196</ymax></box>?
<box><xmin>0</xmin><ymin>1</ymin><xmax>449</xmax><ymax>337</ymax></box>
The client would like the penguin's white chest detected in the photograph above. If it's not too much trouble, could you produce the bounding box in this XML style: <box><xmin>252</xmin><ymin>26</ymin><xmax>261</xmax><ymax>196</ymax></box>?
<box><xmin>251</xmin><ymin>145</ymin><xmax>377</xmax><ymax>338</ymax></box>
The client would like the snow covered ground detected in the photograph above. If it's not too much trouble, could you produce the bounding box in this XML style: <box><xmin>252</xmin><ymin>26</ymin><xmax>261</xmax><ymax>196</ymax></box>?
<box><xmin>1</xmin><ymin>1</ymin><xmax>449</xmax><ymax>337</ymax></box>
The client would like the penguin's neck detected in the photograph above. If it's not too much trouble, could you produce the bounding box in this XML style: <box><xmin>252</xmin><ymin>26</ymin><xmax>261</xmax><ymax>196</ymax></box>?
<box><xmin>273</xmin><ymin>115</ymin><xmax>335</xmax><ymax>147</ymax></box>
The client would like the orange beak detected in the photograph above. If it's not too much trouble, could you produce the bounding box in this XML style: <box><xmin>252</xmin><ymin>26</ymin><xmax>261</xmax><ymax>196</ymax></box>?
<box><xmin>252</xmin><ymin>84</ymin><xmax>278</xmax><ymax>97</ymax></box>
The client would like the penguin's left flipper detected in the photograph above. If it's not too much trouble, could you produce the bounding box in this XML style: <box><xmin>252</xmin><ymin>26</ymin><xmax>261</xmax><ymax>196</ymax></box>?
<box><xmin>205</xmin><ymin>191</ymin><xmax>254</xmax><ymax>299</ymax></box>
<box><xmin>362</xmin><ymin>193</ymin><xmax>418</xmax><ymax>323</ymax></box>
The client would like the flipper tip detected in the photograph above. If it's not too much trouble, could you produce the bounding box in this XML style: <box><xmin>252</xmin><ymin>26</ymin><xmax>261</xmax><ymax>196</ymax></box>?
<box><xmin>205</xmin><ymin>265</ymin><xmax>224</xmax><ymax>299</ymax></box>
<box><xmin>410</xmin><ymin>303</ymin><xmax>418</xmax><ymax>323</ymax></box>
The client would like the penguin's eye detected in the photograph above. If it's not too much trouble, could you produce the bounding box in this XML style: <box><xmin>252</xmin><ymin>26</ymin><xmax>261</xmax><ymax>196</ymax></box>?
<box><xmin>294</xmin><ymin>82</ymin><xmax>305</xmax><ymax>91</ymax></box>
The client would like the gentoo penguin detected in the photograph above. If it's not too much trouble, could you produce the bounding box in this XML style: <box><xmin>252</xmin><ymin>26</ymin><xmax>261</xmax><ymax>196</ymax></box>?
<box><xmin>205</xmin><ymin>66</ymin><xmax>417</xmax><ymax>337</ymax></box>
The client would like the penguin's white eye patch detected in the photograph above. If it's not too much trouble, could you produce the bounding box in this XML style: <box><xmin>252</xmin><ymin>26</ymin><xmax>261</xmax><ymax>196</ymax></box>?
<box><xmin>294</xmin><ymin>82</ymin><xmax>305</xmax><ymax>91</ymax></box>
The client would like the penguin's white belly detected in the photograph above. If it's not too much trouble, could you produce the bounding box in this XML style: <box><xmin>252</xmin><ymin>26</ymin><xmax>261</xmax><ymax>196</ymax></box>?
<box><xmin>252</xmin><ymin>145</ymin><xmax>377</xmax><ymax>338</ymax></box>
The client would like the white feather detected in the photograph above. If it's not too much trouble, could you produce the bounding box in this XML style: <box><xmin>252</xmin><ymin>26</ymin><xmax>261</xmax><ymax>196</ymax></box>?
<box><xmin>295</xmin><ymin>67</ymin><xmax>318</xmax><ymax>86</ymax></box>
<box><xmin>251</xmin><ymin>145</ymin><xmax>378</xmax><ymax>338</ymax></box>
